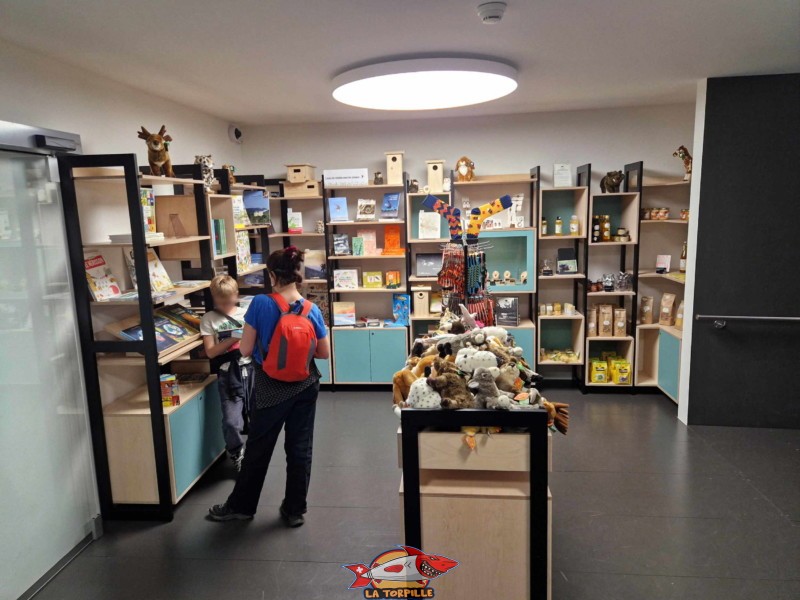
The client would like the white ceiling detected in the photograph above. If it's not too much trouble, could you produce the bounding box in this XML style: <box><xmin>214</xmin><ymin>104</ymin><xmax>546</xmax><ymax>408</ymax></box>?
<box><xmin>0</xmin><ymin>0</ymin><xmax>798</xmax><ymax>125</ymax></box>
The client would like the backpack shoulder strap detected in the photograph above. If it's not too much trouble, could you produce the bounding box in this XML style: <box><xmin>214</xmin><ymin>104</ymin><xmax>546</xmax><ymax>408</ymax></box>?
<box><xmin>299</xmin><ymin>299</ymin><xmax>313</xmax><ymax>318</ymax></box>
<box><xmin>269</xmin><ymin>292</ymin><xmax>291</xmax><ymax>313</ymax></box>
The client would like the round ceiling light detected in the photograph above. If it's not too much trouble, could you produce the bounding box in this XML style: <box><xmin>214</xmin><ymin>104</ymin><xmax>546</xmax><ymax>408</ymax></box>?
<box><xmin>332</xmin><ymin>58</ymin><xmax>518</xmax><ymax>111</ymax></box>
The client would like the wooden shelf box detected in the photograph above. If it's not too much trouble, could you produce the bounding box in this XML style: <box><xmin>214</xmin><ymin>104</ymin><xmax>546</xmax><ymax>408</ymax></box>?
<box><xmin>539</xmin><ymin>186</ymin><xmax>589</xmax><ymax>239</ymax></box>
<box><xmin>537</xmin><ymin>314</ymin><xmax>585</xmax><ymax>366</ymax></box>
<box><xmin>589</xmin><ymin>192</ymin><xmax>641</xmax><ymax>245</ymax></box>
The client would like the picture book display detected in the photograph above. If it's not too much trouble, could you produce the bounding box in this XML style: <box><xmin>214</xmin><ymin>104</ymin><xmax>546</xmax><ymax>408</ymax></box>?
<box><xmin>356</xmin><ymin>199</ymin><xmax>376</xmax><ymax>221</ymax></box>
<box><xmin>303</xmin><ymin>249</ymin><xmax>327</xmax><ymax>279</ymax></box>
<box><xmin>556</xmin><ymin>247</ymin><xmax>578</xmax><ymax>274</ymax></box>
<box><xmin>157</xmin><ymin>305</ymin><xmax>202</xmax><ymax>331</ymax></box>
<box><xmin>352</xmin><ymin>236</ymin><xmax>364</xmax><ymax>256</ymax></box>
<box><xmin>496</xmin><ymin>296</ymin><xmax>520</xmax><ymax>326</ymax></box>
<box><xmin>363</xmin><ymin>271</ymin><xmax>383</xmax><ymax>289</ymax></box>
<box><xmin>357</xmin><ymin>229</ymin><xmax>377</xmax><ymax>255</ymax></box>
<box><xmin>242</xmin><ymin>190</ymin><xmax>271</xmax><ymax>225</ymax></box>
<box><xmin>333</xmin><ymin>269</ymin><xmax>358</xmax><ymax>289</ymax></box>
<box><xmin>418</xmin><ymin>210</ymin><xmax>442</xmax><ymax>240</ymax></box>
<box><xmin>232</xmin><ymin>196</ymin><xmax>252</xmax><ymax>229</ymax></box>
<box><xmin>380</xmin><ymin>193</ymin><xmax>400</xmax><ymax>219</ymax></box>
<box><xmin>160</xmin><ymin>374</ymin><xmax>180</xmax><ymax>407</ymax></box>
<box><xmin>385</xmin><ymin>293</ymin><xmax>410</xmax><ymax>327</ymax></box>
<box><xmin>123</xmin><ymin>247</ymin><xmax>175</xmax><ymax>293</ymax></box>
<box><xmin>140</xmin><ymin>189</ymin><xmax>156</xmax><ymax>235</ymax></box>
<box><xmin>328</xmin><ymin>197</ymin><xmax>349</xmax><ymax>222</ymax></box>
<box><xmin>305</xmin><ymin>283</ymin><xmax>330</xmax><ymax>323</ymax></box>
<box><xmin>385</xmin><ymin>270</ymin><xmax>401</xmax><ymax>289</ymax></box>
<box><xmin>332</xmin><ymin>301</ymin><xmax>356</xmax><ymax>326</ymax></box>
<box><xmin>382</xmin><ymin>224</ymin><xmax>404</xmax><ymax>256</ymax></box>
<box><xmin>287</xmin><ymin>209</ymin><xmax>303</xmax><ymax>234</ymax></box>
<box><xmin>235</xmin><ymin>231</ymin><xmax>252</xmax><ymax>273</ymax></box>
<box><xmin>416</xmin><ymin>253</ymin><xmax>443</xmax><ymax>278</ymax></box>
<box><xmin>333</xmin><ymin>233</ymin><xmax>351</xmax><ymax>256</ymax></box>
<box><xmin>84</xmin><ymin>253</ymin><xmax>122</xmax><ymax>301</ymax></box>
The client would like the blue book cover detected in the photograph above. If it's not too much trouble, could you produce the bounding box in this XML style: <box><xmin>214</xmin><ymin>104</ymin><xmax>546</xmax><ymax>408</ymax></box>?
<box><xmin>242</xmin><ymin>190</ymin><xmax>271</xmax><ymax>225</ymax></box>
<box><xmin>328</xmin><ymin>197</ymin><xmax>349</xmax><ymax>221</ymax></box>
<box><xmin>381</xmin><ymin>193</ymin><xmax>400</xmax><ymax>219</ymax></box>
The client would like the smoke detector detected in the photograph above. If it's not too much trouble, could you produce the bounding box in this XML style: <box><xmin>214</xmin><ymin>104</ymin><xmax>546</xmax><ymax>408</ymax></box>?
<box><xmin>477</xmin><ymin>2</ymin><xmax>507</xmax><ymax>24</ymax></box>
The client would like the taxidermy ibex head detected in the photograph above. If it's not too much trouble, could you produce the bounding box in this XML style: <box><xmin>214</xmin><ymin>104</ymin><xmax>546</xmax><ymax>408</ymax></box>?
<box><xmin>137</xmin><ymin>125</ymin><xmax>175</xmax><ymax>178</ymax></box>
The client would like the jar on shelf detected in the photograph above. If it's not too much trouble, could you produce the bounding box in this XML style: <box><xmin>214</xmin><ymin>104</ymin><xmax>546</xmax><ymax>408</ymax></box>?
<box><xmin>601</xmin><ymin>215</ymin><xmax>612</xmax><ymax>241</ymax></box>
<box><xmin>591</xmin><ymin>215</ymin><xmax>601</xmax><ymax>242</ymax></box>
<box><xmin>641</xmin><ymin>207</ymin><xmax>651</xmax><ymax>220</ymax></box>
<box><xmin>649</xmin><ymin>208</ymin><xmax>660</xmax><ymax>220</ymax></box>
<box><xmin>657</xmin><ymin>207</ymin><xmax>670</xmax><ymax>220</ymax></box>
<box><xmin>680</xmin><ymin>209</ymin><xmax>689</xmax><ymax>221</ymax></box>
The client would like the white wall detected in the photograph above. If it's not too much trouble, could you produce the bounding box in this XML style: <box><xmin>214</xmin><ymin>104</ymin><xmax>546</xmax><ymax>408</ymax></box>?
<box><xmin>0</xmin><ymin>37</ymin><xmax>242</xmax><ymax>167</ymax></box>
<box><xmin>239</xmin><ymin>104</ymin><xmax>696</xmax><ymax>188</ymax></box>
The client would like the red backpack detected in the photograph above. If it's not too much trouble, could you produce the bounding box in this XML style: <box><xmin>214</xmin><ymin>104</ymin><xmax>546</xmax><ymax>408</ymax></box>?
<box><xmin>262</xmin><ymin>293</ymin><xmax>318</xmax><ymax>382</ymax></box>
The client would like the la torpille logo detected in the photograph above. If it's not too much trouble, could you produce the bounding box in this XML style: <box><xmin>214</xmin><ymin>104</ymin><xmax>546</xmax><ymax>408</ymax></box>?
<box><xmin>343</xmin><ymin>546</ymin><xmax>458</xmax><ymax>598</ymax></box>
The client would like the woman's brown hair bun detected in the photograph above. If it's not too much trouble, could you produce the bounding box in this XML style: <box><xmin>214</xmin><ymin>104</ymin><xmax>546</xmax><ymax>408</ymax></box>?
<box><xmin>267</xmin><ymin>246</ymin><xmax>305</xmax><ymax>286</ymax></box>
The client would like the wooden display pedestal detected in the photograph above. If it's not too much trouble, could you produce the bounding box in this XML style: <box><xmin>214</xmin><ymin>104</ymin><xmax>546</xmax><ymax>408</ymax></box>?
<box><xmin>399</xmin><ymin>409</ymin><xmax>551</xmax><ymax>600</ymax></box>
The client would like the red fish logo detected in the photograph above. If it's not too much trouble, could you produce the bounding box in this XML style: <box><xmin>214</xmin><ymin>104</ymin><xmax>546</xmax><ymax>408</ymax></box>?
<box><xmin>343</xmin><ymin>546</ymin><xmax>458</xmax><ymax>597</ymax></box>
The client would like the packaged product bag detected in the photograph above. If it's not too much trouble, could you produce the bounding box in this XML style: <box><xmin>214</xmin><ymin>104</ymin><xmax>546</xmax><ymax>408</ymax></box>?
<box><xmin>614</xmin><ymin>308</ymin><xmax>627</xmax><ymax>337</ymax></box>
<box><xmin>675</xmin><ymin>300</ymin><xmax>685</xmax><ymax>329</ymax></box>
<box><xmin>640</xmin><ymin>296</ymin><xmax>654</xmax><ymax>324</ymax></box>
<box><xmin>590</xmin><ymin>358</ymin><xmax>607</xmax><ymax>383</ymax></box>
<box><xmin>586</xmin><ymin>306</ymin><xmax>598</xmax><ymax>337</ymax></box>
<box><xmin>599</xmin><ymin>305</ymin><xmax>614</xmax><ymax>336</ymax></box>
<box><xmin>659</xmin><ymin>293</ymin><xmax>676</xmax><ymax>326</ymax></box>
<box><xmin>611</xmin><ymin>359</ymin><xmax>632</xmax><ymax>385</ymax></box>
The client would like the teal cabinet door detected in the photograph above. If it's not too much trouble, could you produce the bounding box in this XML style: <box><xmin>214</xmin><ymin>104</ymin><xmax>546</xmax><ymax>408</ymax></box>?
<box><xmin>370</xmin><ymin>329</ymin><xmax>408</xmax><ymax>383</ymax></box>
<box><xmin>333</xmin><ymin>329</ymin><xmax>371</xmax><ymax>383</ymax></box>
<box><xmin>507</xmin><ymin>327</ymin><xmax>536</xmax><ymax>366</ymax></box>
<box><xmin>658</xmin><ymin>330</ymin><xmax>681</xmax><ymax>401</ymax></box>
<box><xmin>168</xmin><ymin>394</ymin><xmax>203</xmax><ymax>499</ymax></box>
<box><xmin>317</xmin><ymin>358</ymin><xmax>331</xmax><ymax>384</ymax></box>
<box><xmin>199</xmin><ymin>383</ymin><xmax>226</xmax><ymax>467</ymax></box>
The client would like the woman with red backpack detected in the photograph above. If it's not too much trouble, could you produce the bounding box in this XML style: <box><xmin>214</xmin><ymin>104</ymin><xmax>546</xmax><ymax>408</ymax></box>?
<box><xmin>209</xmin><ymin>246</ymin><xmax>330</xmax><ymax>527</ymax></box>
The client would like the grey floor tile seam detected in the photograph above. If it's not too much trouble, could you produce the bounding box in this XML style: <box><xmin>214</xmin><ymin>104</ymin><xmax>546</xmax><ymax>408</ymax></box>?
<box><xmin>81</xmin><ymin>550</ymin><xmax>354</xmax><ymax>566</ymax></box>
<box><xmin>557</xmin><ymin>511</ymin><xmax>730</xmax><ymax>521</ymax></box>
<box><xmin>555</xmin><ymin>567</ymin><xmax>800</xmax><ymax>583</ymax></box>
<box><xmin>688</xmin><ymin>425</ymin><xmax>798</xmax><ymax>523</ymax></box>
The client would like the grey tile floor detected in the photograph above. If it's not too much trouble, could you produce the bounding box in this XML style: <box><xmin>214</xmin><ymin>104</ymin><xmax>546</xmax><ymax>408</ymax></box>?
<box><xmin>35</xmin><ymin>389</ymin><xmax>799</xmax><ymax>600</ymax></box>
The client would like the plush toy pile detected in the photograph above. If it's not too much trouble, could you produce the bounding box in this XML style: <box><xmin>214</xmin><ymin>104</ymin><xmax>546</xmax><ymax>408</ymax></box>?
<box><xmin>392</xmin><ymin>307</ymin><xmax>569</xmax><ymax>441</ymax></box>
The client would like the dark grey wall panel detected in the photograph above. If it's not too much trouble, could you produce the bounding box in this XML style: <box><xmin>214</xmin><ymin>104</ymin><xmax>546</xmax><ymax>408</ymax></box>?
<box><xmin>689</xmin><ymin>74</ymin><xmax>800</xmax><ymax>428</ymax></box>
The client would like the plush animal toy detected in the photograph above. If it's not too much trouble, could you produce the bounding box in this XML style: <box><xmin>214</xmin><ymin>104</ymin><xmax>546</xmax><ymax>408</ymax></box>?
<box><xmin>481</xmin><ymin>326</ymin><xmax>508</xmax><ymax>344</ymax></box>
<box><xmin>542</xmin><ymin>399</ymin><xmax>570</xmax><ymax>434</ymax></box>
<box><xmin>137</xmin><ymin>125</ymin><xmax>174</xmax><ymax>177</ymax></box>
<box><xmin>392</xmin><ymin>367</ymin><xmax>417</xmax><ymax>406</ymax></box>
<box><xmin>405</xmin><ymin>378</ymin><xmax>442</xmax><ymax>409</ymax></box>
<box><xmin>455</xmin><ymin>156</ymin><xmax>475</xmax><ymax>182</ymax></box>
<box><xmin>412</xmin><ymin>354</ymin><xmax>438</xmax><ymax>378</ymax></box>
<box><xmin>427</xmin><ymin>372</ymin><xmax>475</xmax><ymax>410</ymax></box>
<box><xmin>673</xmin><ymin>145</ymin><xmax>693</xmax><ymax>180</ymax></box>
<box><xmin>468</xmin><ymin>367</ymin><xmax>513</xmax><ymax>409</ymax></box>
<box><xmin>221</xmin><ymin>164</ymin><xmax>236</xmax><ymax>185</ymax></box>
<box><xmin>431</xmin><ymin>357</ymin><xmax>459</xmax><ymax>377</ymax></box>
<box><xmin>495</xmin><ymin>363</ymin><xmax>525</xmax><ymax>394</ymax></box>
<box><xmin>600</xmin><ymin>170</ymin><xmax>624</xmax><ymax>193</ymax></box>
<box><xmin>194</xmin><ymin>155</ymin><xmax>217</xmax><ymax>191</ymax></box>
<box><xmin>455</xmin><ymin>347</ymin><xmax>498</xmax><ymax>374</ymax></box>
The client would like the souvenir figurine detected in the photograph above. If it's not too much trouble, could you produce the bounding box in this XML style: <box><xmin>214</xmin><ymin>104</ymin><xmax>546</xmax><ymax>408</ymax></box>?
<box><xmin>600</xmin><ymin>170</ymin><xmax>624</xmax><ymax>193</ymax></box>
<box><xmin>137</xmin><ymin>125</ymin><xmax>174</xmax><ymax>177</ymax></box>
<box><xmin>408</xmin><ymin>179</ymin><xmax>419</xmax><ymax>193</ymax></box>
<box><xmin>455</xmin><ymin>156</ymin><xmax>476</xmax><ymax>182</ymax></box>
<box><xmin>673</xmin><ymin>145</ymin><xmax>693</xmax><ymax>180</ymax></box>
<box><xmin>373</xmin><ymin>171</ymin><xmax>384</xmax><ymax>185</ymax></box>
<box><xmin>316</xmin><ymin>220</ymin><xmax>324</xmax><ymax>234</ymax></box>
<box><xmin>443</xmin><ymin>177</ymin><xmax>452</xmax><ymax>192</ymax></box>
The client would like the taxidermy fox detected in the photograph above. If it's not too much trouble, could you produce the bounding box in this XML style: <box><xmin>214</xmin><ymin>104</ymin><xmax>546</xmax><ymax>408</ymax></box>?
<box><xmin>137</xmin><ymin>125</ymin><xmax>175</xmax><ymax>177</ymax></box>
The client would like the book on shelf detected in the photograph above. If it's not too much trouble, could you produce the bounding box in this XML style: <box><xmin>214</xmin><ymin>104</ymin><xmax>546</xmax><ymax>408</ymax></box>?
<box><xmin>232</xmin><ymin>195</ymin><xmax>252</xmax><ymax>229</ymax></box>
<box><xmin>106</xmin><ymin>290</ymin><xmax>174</xmax><ymax>303</ymax></box>
<box><xmin>416</xmin><ymin>253</ymin><xmax>443</xmax><ymax>278</ymax></box>
<box><xmin>352</xmin><ymin>236</ymin><xmax>364</xmax><ymax>256</ymax></box>
<box><xmin>140</xmin><ymin>189</ymin><xmax>156</xmax><ymax>234</ymax></box>
<box><xmin>429</xmin><ymin>291</ymin><xmax>443</xmax><ymax>314</ymax></box>
<box><xmin>176</xmin><ymin>373</ymin><xmax>207</xmax><ymax>384</ymax></box>
<box><xmin>496</xmin><ymin>297</ymin><xmax>520</xmax><ymax>327</ymax></box>
<box><xmin>252</xmin><ymin>252</ymin><xmax>263</xmax><ymax>264</ymax></box>
<box><xmin>287</xmin><ymin>209</ymin><xmax>303</xmax><ymax>234</ymax></box>
<box><xmin>304</xmin><ymin>249</ymin><xmax>327</xmax><ymax>279</ymax></box>
<box><xmin>154</xmin><ymin>315</ymin><xmax>196</xmax><ymax>344</ymax></box>
<box><xmin>235</xmin><ymin>231</ymin><xmax>252</xmax><ymax>273</ymax></box>
<box><xmin>243</xmin><ymin>273</ymin><xmax>264</xmax><ymax>287</ymax></box>
<box><xmin>123</xmin><ymin>247</ymin><xmax>175</xmax><ymax>293</ymax></box>
<box><xmin>333</xmin><ymin>233</ymin><xmax>351</xmax><ymax>256</ymax></box>
<box><xmin>385</xmin><ymin>270</ymin><xmax>401</xmax><ymax>289</ymax></box>
<box><xmin>382</xmin><ymin>224</ymin><xmax>403</xmax><ymax>255</ymax></box>
<box><xmin>212</xmin><ymin>219</ymin><xmax>228</xmax><ymax>255</ymax></box>
<box><xmin>305</xmin><ymin>283</ymin><xmax>330</xmax><ymax>323</ymax></box>
<box><xmin>160</xmin><ymin>374</ymin><xmax>179</xmax><ymax>408</ymax></box>
<box><xmin>380</xmin><ymin>193</ymin><xmax>400</xmax><ymax>219</ymax></box>
<box><xmin>385</xmin><ymin>293</ymin><xmax>410</xmax><ymax>327</ymax></box>
<box><xmin>156</xmin><ymin>304</ymin><xmax>202</xmax><ymax>331</ymax></box>
<box><xmin>557</xmin><ymin>247</ymin><xmax>578</xmax><ymax>274</ymax></box>
<box><xmin>363</xmin><ymin>271</ymin><xmax>383</xmax><ymax>289</ymax></box>
<box><xmin>328</xmin><ymin>197</ymin><xmax>349</xmax><ymax>222</ymax></box>
<box><xmin>84</xmin><ymin>253</ymin><xmax>122</xmax><ymax>301</ymax></box>
<box><xmin>115</xmin><ymin>319</ymin><xmax>178</xmax><ymax>353</ymax></box>
<box><xmin>172</xmin><ymin>280</ymin><xmax>208</xmax><ymax>289</ymax></box>
<box><xmin>356</xmin><ymin>199</ymin><xmax>376</xmax><ymax>221</ymax></box>
<box><xmin>242</xmin><ymin>190</ymin><xmax>271</xmax><ymax>225</ymax></box>
<box><xmin>333</xmin><ymin>269</ymin><xmax>358</xmax><ymax>289</ymax></box>
<box><xmin>332</xmin><ymin>301</ymin><xmax>356</xmax><ymax>326</ymax></box>
<box><xmin>418</xmin><ymin>210</ymin><xmax>442</xmax><ymax>239</ymax></box>
<box><xmin>357</xmin><ymin>229</ymin><xmax>377</xmax><ymax>255</ymax></box>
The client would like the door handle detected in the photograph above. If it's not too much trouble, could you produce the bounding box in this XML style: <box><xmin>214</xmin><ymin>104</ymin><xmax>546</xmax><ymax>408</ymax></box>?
<box><xmin>695</xmin><ymin>314</ymin><xmax>800</xmax><ymax>323</ymax></box>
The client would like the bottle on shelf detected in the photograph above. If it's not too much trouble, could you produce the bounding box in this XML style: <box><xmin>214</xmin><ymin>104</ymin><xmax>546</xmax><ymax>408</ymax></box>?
<box><xmin>541</xmin><ymin>217</ymin><xmax>548</xmax><ymax>236</ymax></box>
<box><xmin>601</xmin><ymin>215</ymin><xmax>612</xmax><ymax>242</ymax></box>
<box><xmin>554</xmin><ymin>215</ymin><xmax>563</xmax><ymax>236</ymax></box>
<box><xmin>569</xmin><ymin>214</ymin><xmax>580</xmax><ymax>236</ymax></box>
<box><xmin>680</xmin><ymin>240</ymin><xmax>687</xmax><ymax>273</ymax></box>
<box><xmin>591</xmin><ymin>215</ymin><xmax>600</xmax><ymax>243</ymax></box>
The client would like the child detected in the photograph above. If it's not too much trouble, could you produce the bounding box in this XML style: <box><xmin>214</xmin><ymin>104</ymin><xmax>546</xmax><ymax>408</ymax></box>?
<box><xmin>200</xmin><ymin>275</ymin><xmax>254</xmax><ymax>471</ymax></box>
